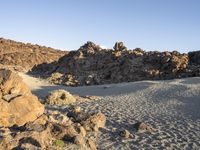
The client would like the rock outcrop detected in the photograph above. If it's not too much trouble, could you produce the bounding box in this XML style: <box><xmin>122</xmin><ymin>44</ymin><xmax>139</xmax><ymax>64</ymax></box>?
<box><xmin>45</xmin><ymin>89</ymin><xmax>100</xmax><ymax>105</ymax></box>
<box><xmin>0</xmin><ymin>38</ymin><xmax>67</xmax><ymax>72</ymax></box>
<box><xmin>45</xmin><ymin>89</ymin><xmax>76</xmax><ymax>105</ymax></box>
<box><xmin>113</xmin><ymin>42</ymin><xmax>127</xmax><ymax>51</ymax></box>
<box><xmin>0</xmin><ymin>107</ymin><xmax>106</xmax><ymax>150</ymax></box>
<box><xmin>31</xmin><ymin>42</ymin><xmax>190</xmax><ymax>86</ymax></box>
<box><xmin>0</xmin><ymin>69</ymin><xmax>44</xmax><ymax>127</ymax></box>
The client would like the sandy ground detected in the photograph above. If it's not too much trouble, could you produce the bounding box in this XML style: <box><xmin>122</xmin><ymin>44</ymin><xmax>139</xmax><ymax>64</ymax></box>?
<box><xmin>19</xmin><ymin>73</ymin><xmax>200</xmax><ymax>150</ymax></box>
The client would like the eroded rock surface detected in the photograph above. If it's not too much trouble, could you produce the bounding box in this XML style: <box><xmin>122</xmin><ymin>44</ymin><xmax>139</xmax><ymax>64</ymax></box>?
<box><xmin>0</xmin><ymin>69</ymin><xmax>44</xmax><ymax>127</ymax></box>
<box><xmin>45</xmin><ymin>89</ymin><xmax>76</xmax><ymax>105</ymax></box>
<box><xmin>0</xmin><ymin>107</ymin><xmax>106</xmax><ymax>150</ymax></box>
<box><xmin>31</xmin><ymin>42</ymin><xmax>192</xmax><ymax>86</ymax></box>
<box><xmin>0</xmin><ymin>38</ymin><xmax>67</xmax><ymax>72</ymax></box>
<box><xmin>45</xmin><ymin>89</ymin><xmax>100</xmax><ymax>106</ymax></box>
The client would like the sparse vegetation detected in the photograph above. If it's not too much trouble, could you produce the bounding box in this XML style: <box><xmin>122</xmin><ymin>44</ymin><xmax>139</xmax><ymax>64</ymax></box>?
<box><xmin>54</xmin><ymin>139</ymin><xmax>65</xmax><ymax>148</ymax></box>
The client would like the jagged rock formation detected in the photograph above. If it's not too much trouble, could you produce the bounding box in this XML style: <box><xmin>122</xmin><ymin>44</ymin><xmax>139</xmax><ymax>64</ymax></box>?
<box><xmin>0</xmin><ymin>107</ymin><xmax>106</xmax><ymax>149</ymax></box>
<box><xmin>0</xmin><ymin>69</ymin><xmax>44</xmax><ymax>127</ymax></box>
<box><xmin>0</xmin><ymin>38</ymin><xmax>67</xmax><ymax>71</ymax></box>
<box><xmin>31</xmin><ymin>41</ymin><xmax>192</xmax><ymax>86</ymax></box>
<box><xmin>113</xmin><ymin>42</ymin><xmax>127</xmax><ymax>51</ymax></box>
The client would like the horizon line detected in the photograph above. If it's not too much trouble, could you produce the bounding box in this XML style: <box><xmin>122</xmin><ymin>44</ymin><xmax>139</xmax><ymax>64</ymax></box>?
<box><xmin>1</xmin><ymin>36</ymin><xmax>199</xmax><ymax>53</ymax></box>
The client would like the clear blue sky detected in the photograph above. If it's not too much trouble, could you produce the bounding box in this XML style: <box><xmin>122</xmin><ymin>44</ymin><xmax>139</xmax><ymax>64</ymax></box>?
<box><xmin>0</xmin><ymin>0</ymin><xmax>199</xmax><ymax>52</ymax></box>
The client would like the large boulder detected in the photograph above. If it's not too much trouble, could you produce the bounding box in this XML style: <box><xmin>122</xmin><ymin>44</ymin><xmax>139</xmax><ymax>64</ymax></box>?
<box><xmin>45</xmin><ymin>89</ymin><xmax>76</xmax><ymax>105</ymax></box>
<box><xmin>0</xmin><ymin>69</ymin><xmax>44</xmax><ymax>127</ymax></box>
<box><xmin>79</xmin><ymin>41</ymin><xmax>102</xmax><ymax>54</ymax></box>
<box><xmin>113</xmin><ymin>42</ymin><xmax>127</xmax><ymax>51</ymax></box>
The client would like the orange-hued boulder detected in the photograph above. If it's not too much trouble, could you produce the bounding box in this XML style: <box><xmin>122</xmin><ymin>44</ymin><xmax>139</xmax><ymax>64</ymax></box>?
<box><xmin>0</xmin><ymin>69</ymin><xmax>44</xmax><ymax>127</ymax></box>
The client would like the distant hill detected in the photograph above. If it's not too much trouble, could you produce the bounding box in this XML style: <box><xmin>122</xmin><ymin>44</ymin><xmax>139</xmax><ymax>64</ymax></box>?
<box><xmin>0</xmin><ymin>38</ymin><xmax>68</xmax><ymax>72</ymax></box>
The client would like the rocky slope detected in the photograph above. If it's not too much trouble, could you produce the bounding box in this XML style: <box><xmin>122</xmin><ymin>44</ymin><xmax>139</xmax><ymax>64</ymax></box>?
<box><xmin>31</xmin><ymin>41</ymin><xmax>200</xmax><ymax>86</ymax></box>
<box><xmin>0</xmin><ymin>38</ymin><xmax>67</xmax><ymax>71</ymax></box>
<box><xmin>0</xmin><ymin>69</ymin><xmax>106</xmax><ymax>149</ymax></box>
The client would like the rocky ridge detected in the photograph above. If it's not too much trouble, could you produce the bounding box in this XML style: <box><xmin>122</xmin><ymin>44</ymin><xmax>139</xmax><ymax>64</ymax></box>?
<box><xmin>0</xmin><ymin>38</ymin><xmax>67</xmax><ymax>72</ymax></box>
<box><xmin>31</xmin><ymin>41</ymin><xmax>200</xmax><ymax>86</ymax></box>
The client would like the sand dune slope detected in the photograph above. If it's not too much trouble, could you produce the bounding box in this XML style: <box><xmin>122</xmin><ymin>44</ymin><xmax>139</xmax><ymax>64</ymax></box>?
<box><xmin>19</xmin><ymin>73</ymin><xmax>200</xmax><ymax>150</ymax></box>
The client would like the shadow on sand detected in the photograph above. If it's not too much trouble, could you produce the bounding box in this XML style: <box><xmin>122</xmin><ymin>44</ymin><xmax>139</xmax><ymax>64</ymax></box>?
<box><xmin>31</xmin><ymin>81</ymin><xmax>153</xmax><ymax>99</ymax></box>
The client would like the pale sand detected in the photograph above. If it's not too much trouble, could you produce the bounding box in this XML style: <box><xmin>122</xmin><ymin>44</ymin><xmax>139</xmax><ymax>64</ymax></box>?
<box><xmin>19</xmin><ymin>73</ymin><xmax>200</xmax><ymax>150</ymax></box>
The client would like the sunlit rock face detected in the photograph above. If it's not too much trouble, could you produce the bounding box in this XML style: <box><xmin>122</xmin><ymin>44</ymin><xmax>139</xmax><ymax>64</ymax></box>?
<box><xmin>0</xmin><ymin>69</ymin><xmax>44</xmax><ymax>127</ymax></box>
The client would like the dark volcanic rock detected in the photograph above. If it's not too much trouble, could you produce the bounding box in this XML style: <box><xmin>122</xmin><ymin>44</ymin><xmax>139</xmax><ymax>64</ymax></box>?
<box><xmin>30</xmin><ymin>42</ymin><xmax>191</xmax><ymax>86</ymax></box>
<box><xmin>188</xmin><ymin>51</ymin><xmax>200</xmax><ymax>65</ymax></box>
<box><xmin>113</xmin><ymin>42</ymin><xmax>127</xmax><ymax>51</ymax></box>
